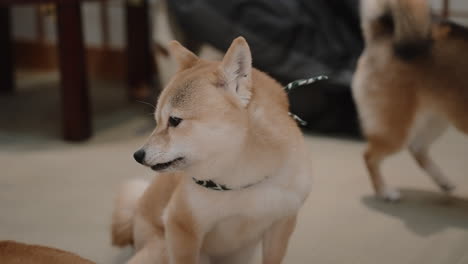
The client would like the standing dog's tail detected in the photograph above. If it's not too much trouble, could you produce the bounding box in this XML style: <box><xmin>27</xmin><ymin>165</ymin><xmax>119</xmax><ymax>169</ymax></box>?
<box><xmin>360</xmin><ymin>0</ymin><xmax>432</xmax><ymax>59</ymax></box>
<box><xmin>111</xmin><ymin>179</ymin><xmax>149</xmax><ymax>247</ymax></box>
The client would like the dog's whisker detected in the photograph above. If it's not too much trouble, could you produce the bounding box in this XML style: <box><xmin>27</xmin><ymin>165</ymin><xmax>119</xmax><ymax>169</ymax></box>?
<box><xmin>136</xmin><ymin>100</ymin><xmax>156</xmax><ymax>110</ymax></box>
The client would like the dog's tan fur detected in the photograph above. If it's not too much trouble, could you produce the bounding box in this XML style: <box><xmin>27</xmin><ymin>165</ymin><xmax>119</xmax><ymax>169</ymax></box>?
<box><xmin>112</xmin><ymin>37</ymin><xmax>312</xmax><ymax>264</ymax></box>
<box><xmin>0</xmin><ymin>241</ymin><xmax>95</xmax><ymax>264</ymax></box>
<box><xmin>353</xmin><ymin>0</ymin><xmax>468</xmax><ymax>201</ymax></box>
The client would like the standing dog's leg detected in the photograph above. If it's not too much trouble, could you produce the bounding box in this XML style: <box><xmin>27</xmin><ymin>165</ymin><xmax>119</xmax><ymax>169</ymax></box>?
<box><xmin>364</xmin><ymin>136</ymin><xmax>406</xmax><ymax>201</ymax></box>
<box><xmin>353</xmin><ymin>77</ymin><xmax>416</xmax><ymax>201</ymax></box>
<box><xmin>409</xmin><ymin>118</ymin><xmax>454</xmax><ymax>192</ymax></box>
<box><xmin>262</xmin><ymin>214</ymin><xmax>297</xmax><ymax>264</ymax></box>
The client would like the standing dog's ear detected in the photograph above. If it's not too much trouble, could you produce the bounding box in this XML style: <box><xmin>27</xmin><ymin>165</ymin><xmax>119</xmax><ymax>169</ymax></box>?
<box><xmin>219</xmin><ymin>37</ymin><xmax>252</xmax><ymax>107</ymax></box>
<box><xmin>168</xmin><ymin>41</ymin><xmax>199</xmax><ymax>70</ymax></box>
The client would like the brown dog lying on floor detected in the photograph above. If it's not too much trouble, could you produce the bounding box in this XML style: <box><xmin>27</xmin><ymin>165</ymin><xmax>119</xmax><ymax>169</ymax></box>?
<box><xmin>0</xmin><ymin>240</ymin><xmax>95</xmax><ymax>264</ymax></box>
<box><xmin>352</xmin><ymin>0</ymin><xmax>468</xmax><ymax>201</ymax></box>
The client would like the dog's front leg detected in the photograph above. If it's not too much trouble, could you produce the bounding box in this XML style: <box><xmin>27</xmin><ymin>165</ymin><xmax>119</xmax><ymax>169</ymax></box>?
<box><xmin>262</xmin><ymin>214</ymin><xmax>297</xmax><ymax>264</ymax></box>
<box><xmin>166</xmin><ymin>213</ymin><xmax>202</xmax><ymax>264</ymax></box>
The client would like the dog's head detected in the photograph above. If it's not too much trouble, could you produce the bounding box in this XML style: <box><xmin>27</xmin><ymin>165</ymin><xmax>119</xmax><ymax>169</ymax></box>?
<box><xmin>134</xmin><ymin>37</ymin><xmax>254</xmax><ymax>177</ymax></box>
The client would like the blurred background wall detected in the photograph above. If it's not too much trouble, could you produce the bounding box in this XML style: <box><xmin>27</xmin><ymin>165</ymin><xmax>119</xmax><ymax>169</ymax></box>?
<box><xmin>8</xmin><ymin>0</ymin><xmax>468</xmax><ymax>138</ymax></box>
<box><xmin>10</xmin><ymin>0</ymin><xmax>468</xmax><ymax>51</ymax></box>
<box><xmin>13</xmin><ymin>1</ymin><xmax>124</xmax><ymax>48</ymax></box>
<box><xmin>4</xmin><ymin>0</ymin><xmax>468</xmax><ymax>138</ymax></box>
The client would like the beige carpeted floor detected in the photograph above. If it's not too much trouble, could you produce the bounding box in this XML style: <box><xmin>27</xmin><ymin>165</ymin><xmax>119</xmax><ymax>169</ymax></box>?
<box><xmin>1</xmin><ymin>71</ymin><xmax>468</xmax><ymax>264</ymax></box>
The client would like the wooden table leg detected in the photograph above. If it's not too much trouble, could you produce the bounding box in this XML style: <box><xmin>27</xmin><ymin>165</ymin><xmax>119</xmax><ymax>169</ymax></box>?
<box><xmin>56</xmin><ymin>3</ymin><xmax>91</xmax><ymax>141</ymax></box>
<box><xmin>442</xmin><ymin>0</ymin><xmax>450</xmax><ymax>19</ymax></box>
<box><xmin>125</xmin><ymin>0</ymin><xmax>160</xmax><ymax>101</ymax></box>
<box><xmin>0</xmin><ymin>7</ymin><xmax>14</xmax><ymax>95</ymax></box>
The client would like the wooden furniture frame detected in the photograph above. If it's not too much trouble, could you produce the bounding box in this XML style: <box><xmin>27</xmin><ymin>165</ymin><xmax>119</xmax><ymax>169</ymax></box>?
<box><xmin>0</xmin><ymin>0</ymin><xmax>159</xmax><ymax>141</ymax></box>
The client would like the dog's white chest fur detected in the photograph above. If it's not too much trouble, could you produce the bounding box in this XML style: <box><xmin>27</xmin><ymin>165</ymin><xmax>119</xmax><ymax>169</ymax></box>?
<box><xmin>189</xmin><ymin>182</ymin><xmax>304</xmax><ymax>257</ymax></box>
<box><xmin>202</xmin><ymin>214</ymin><xmax>272</xmax><ymax>256</ymax></box>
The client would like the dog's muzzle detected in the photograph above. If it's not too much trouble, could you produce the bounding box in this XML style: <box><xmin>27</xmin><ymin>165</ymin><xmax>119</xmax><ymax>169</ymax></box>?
<box><xmin>151</xmin><ymin>157</ymin><xmax>184</xmax><ymax>171</ymax></box>
<box><xmin>133</xmin><ymin>148</ymin><xmax>185</xmax><ymax>171</ymax></box>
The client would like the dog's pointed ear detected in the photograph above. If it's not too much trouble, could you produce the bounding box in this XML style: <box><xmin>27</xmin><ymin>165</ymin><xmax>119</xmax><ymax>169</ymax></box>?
<box><xmin>168</xmin><ymin>40</ymin><xmax>199</xmax><ymax>70</ymax></box>
<box><xmin>219</xmin><ymin>37</ymin><xmax>252</xmax><ymax>107</ymax></box>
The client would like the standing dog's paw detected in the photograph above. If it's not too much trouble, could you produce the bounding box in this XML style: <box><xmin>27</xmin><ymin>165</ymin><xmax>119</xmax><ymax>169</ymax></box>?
<box><xmin>439</xmin><ymin>182</ymin><xmax>456</xmax><ymax>193</ymax></box>
<box><xmin>377</xmin><ymin>188</ymin><xmax>401</xmax><ymax>202</ymax></box>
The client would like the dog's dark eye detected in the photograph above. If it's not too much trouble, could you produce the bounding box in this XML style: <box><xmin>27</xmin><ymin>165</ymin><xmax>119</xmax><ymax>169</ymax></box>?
<box><xmin>168</xmin><ymin>116</ymin><xmax>182</xmax><ymax>127</ymax></box>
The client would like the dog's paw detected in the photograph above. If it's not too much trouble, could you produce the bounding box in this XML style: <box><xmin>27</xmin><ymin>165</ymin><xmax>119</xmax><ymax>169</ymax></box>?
<box><xmin>439</xmin><ymin>182</ymin><xmax>456</xmax><ymax>193</ymax></box>
<box><xmin>378</xmin><ymin>188</ymin><xmax>401</xmax><ymax>202</ymax></box>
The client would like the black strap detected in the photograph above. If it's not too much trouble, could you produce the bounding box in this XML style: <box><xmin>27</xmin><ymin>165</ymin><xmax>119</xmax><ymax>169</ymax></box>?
<box><xmin>192</xmin><ymin>178</ymin><xmax>231</xmax><ymax>191</ymax></box>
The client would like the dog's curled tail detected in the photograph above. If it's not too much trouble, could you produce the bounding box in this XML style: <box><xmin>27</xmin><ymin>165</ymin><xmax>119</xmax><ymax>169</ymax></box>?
<box><xmin>111</xmin><ymin>179</ymin><xmax>149</xmax><ymax>247</ymax></box>
<box><xmin>360</xmin><ymin>0</ymin><xmax>432</xmax><ymax>59</ymax></box>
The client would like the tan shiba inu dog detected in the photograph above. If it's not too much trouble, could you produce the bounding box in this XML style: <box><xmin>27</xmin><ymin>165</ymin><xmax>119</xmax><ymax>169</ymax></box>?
<box><xmin>111</xmin><ymin>37</ymin><xmax>312</xmax><ymax>264</ymax></box>
<box><xmin>353</xmin><ymin>0</ymin><xmax>468</xmax><ymax>201</ymax></box>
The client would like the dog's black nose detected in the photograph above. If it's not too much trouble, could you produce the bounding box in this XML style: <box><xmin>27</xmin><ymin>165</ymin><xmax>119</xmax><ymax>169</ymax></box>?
<box><xmin>133</xmin><ymin>149</ymin><xmax>146</xmax><ymax>164</ymax></box>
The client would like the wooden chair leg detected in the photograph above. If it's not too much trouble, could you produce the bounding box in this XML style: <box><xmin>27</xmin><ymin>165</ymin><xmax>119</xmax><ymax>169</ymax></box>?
<box><xmin>0</xmin><ymin>7</ymin><xmax>14</xmax><ymax>95</ymax></box>
<box><xmin>125</xmin><ymin>0</ymin><xmax>161</xmax><ymax>101</ymax></box>
<box><xmin>56</xmin><ymin>3</ymin><xmax>91</xmax><ymax>141</ymax></box>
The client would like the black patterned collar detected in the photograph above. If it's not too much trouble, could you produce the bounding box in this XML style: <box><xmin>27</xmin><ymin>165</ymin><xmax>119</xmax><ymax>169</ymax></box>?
<box><xmin>192</xmin><ymin>176</ymin><xmax>268</xmax><ymax>191</ymax></box>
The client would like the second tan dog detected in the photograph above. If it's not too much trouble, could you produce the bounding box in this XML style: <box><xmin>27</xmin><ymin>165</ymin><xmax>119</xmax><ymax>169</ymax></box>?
<box><xmin>0</xmin><ymin>241</ymin><xmax>95</xmax><ymax>264</ymax></box>
<box><xmin>112</xmin><ymin>37</ymin><xmax>312</xmax><ymax>263</ymax></box>
<box><xmin>353</xmin><ymin>0</ymin><xmax>468</xmax><ymax>201</ymax></box>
